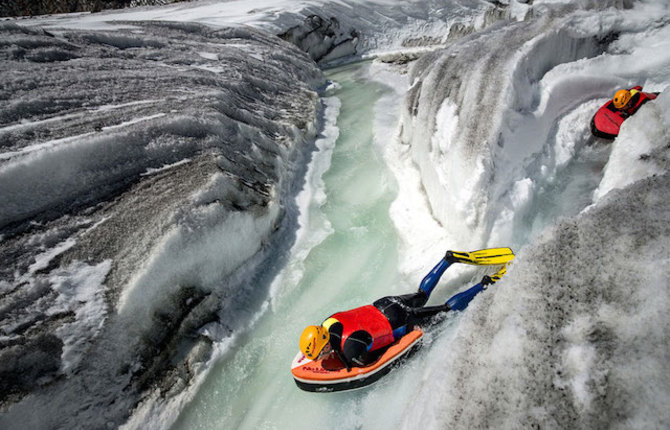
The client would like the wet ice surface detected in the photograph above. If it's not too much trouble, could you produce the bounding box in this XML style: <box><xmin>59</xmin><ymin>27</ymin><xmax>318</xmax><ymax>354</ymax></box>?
<box><xmin>168</xmin><ymin>61</ymin><xmax>438</xmax><ymax>430</ymax></box>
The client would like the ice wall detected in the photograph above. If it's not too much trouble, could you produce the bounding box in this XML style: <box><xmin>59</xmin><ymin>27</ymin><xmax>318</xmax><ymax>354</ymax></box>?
<box><xmin>397</xmin><ymin>0</ymin><xmax>654</xmax><ymax>248</ymax></box>
<box><xmin>0</xmin><ymin>21</ymin><xmax>323</xmax><ymax>428</ymax></box>
<box><xmin>401</xmin><ymin>129</ymin><xmax>670</xmax><ymax>429</ymax></box>
<box><xmin>15</xmin><ymin>0</ymin><xmax>510</xmax><ymax>64</ymax></box>
<box><xmin>395</xmin><ymin>1</ymin><xmax>670</xmax><ymax>428</ymax></box>
<box><xmin>272</xmin><ymin>0</ymin><xmax>507</xmax><ymax>64</ymax></box>
<box><xmin>402</xmin><ymin>170</ymin><xmax>670</xmax><ymax>429</ymax></box>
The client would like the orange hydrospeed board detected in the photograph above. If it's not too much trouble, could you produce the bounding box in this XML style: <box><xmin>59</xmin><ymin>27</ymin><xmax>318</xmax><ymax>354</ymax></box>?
<box><xmin>291</xmin><ymin>329</ymin><xmax>423</xmax><ymax>392</ymax></box>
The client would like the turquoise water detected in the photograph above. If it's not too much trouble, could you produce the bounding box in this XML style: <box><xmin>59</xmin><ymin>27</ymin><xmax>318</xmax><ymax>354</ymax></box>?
<box><xmin>171</xmin><ymin>62</ymin><xmax>413</xmax><ymax>430</ymax></box>
<box><xmin>168</xmin><ymin>57</ymin><xmax>615</xmax><ymax>430</ymax></box>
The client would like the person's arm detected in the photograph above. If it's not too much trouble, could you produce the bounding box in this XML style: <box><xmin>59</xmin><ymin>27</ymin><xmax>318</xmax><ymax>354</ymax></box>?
<box><xmin>333</xmin><ymin>345</ymin><xmax>351</xmax><ymax>371</ymax></box>
<box><xmin>626</xmin><ymin>92</ymin><xmax>643</xmax><ymax>115</ymax></box>
<box><xmin>342</xmin><ymin>330</ymin><xmax>373</xmax><ymax>368</ymax></box>
<box><xmin>331</xmin><ymin>340</ymin><xmax>351</xmax><ymax>371</ymax></box>
<box><xmin>326</xmin><ymin>322</ymin><xmax>353</xmax><ymax>371</ymax></box>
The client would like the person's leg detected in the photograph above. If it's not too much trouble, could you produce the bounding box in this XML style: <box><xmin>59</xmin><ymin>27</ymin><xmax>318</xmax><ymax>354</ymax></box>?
<box><xmin>405</xmin><ymin>281</ymin><xmax>485</xmax><ymax>328</ymax></box>
<box><xmin>408</xmin><ymin>273</ymin><xmax>500</xmax><ymax>327</ymax></box>
<box><xmin>375</xmin><ymin>294</ymin><xmax>448</xmax><ymax>338</ymax></box>
<box><xmin>418</xmin><ymin>257</ymin><xmax>452</xmax><ymax>298</ymax></box>
<box><xmin>407</xmin><ymin>304</ymin><xmax>449</xmax><ymax>327</ymax></box>
<box><xmin>373</xmin><ymin>297</ymin><xmax>409</xmax><ymax>330</ymax></box>
<box><xmin>395</xmin><ymin>291</ymin><xmax>428</xmax><ymax>308</ymax></box>
<box><xmin>373</xmin><ymin>296</ymin><xmax>413</xmax><ymax>340</ymax></box>
<box><xmin>445</xmin><ymin>282</ymin><xmax>484</xmax><ymax>311</ymax></box>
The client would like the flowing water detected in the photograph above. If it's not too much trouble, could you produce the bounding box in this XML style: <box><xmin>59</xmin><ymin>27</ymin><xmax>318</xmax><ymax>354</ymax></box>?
<box><xmin>171</xmin><ymin>61</ymin><xmax>419</xmax><ymax>430</ymax></box>
<box><xmin>171</xmin><ymin>59</ymin><xmax>612</xmax><ymax>429</ymax></box>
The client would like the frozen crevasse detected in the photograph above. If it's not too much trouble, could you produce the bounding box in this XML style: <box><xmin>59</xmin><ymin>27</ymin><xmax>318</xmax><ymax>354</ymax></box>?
<box><xmin>0</xmin><ymin>1</ymin><xmax>514</xmax><ymax>426</ymax></box>
<box><xmin>2</xmin><ymin>0</ymin><xmax>670</xmax><ymax>429</ymax></box>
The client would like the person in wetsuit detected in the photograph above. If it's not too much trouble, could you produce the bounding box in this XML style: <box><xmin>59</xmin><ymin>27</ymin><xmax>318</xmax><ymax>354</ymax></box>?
<box><xmin>298</xmin><ymin>251</ymin><xmax>503</xmax><ymax>370</ymax></box>
<box><xmin>612</xmin><ymin>86</ymin><xmax>658</xmax><ymax>118</ymax></box>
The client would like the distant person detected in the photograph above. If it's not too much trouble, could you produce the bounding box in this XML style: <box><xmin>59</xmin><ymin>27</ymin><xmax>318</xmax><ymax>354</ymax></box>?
<box><xmin>299</xmin><ymin>248</ymin><xmax>513</xmax><ymax>370</ymax></box>
<box><xmin>612</xmin><ymin>86</ymin><xmax>658</xmax><ymax>118</ymax></box>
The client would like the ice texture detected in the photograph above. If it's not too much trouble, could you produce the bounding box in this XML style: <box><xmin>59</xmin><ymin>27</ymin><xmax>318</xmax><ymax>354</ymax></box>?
<box><xmin>2</xmin><ymin>0</ymin><xmax>670</xmax><ymax>428</ymax></box>
<box><xmin>0</xmin><ymin>20</ymin><xmax>323</xmax><ymax>429</ymax></box>
<box><xmin>393</xmin><ymin>1</ymin><xmax>670</xmax><ymax>429</ymax></box>
<box><xmin>15</xmin><ymin>0</ymin><xmax>506</xmax><ymax>63</ymax></box>
<box><xmin>401</xmin><ymin>170</ymin><xmax>670</xmax><ymax>429</ymax></box>
<box><xmin>399</xmin><ymin>0</ymin><xmax>670</xmax><ymax>249</ymax></box>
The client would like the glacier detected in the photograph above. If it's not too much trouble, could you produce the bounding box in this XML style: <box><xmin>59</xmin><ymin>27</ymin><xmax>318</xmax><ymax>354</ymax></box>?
<box><xmin>0</xmin><ymin>18</ymin><xmax>323</xmax><ymax>429</ymax></box>
<box><xmin>1</xmin><ymin>0</ymin><xmax>670</xmax><ymax>429</ymax></box>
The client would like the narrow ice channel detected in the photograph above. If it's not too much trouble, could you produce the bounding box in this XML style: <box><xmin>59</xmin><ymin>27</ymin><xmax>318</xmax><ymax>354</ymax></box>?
<box><xmin>169</xmin><ymin>61</ymin><xmax>418</xmax><ymax>430</ymax></box>
<box><xmin>169</xmin><ymin>58</ymin><xmax>612</xmax><ymax>429</ymax></box>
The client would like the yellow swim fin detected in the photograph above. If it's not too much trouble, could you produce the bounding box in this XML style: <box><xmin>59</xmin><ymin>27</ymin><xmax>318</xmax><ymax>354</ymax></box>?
<box><xmin>482</xmin><ymin>265</ymin><xmax>508</xmax><ymax>286</ymax></box>
<box><xmin>446</xmin><ymin>247</ymin><xmax>515</xmax><ymax>266</ymax></box>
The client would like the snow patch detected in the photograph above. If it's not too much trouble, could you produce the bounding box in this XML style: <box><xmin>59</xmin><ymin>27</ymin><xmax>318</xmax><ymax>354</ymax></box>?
<box><xmin>50</xmin><ymin>260</ymin><xmax>112</xmax><ymax>374</ymax></box>
<box><xmin>197</xmin><ymin>51</ymin><xmax>219</xmax><ymax>61</ymax></box>
<box><xmin>27</xmin><ymin>237</ymin><xmax>77</xmax><ymax>276</ymax></box>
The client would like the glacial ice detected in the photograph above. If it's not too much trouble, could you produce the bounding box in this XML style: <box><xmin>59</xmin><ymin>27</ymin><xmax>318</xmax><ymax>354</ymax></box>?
<box><xmin>393</xmin><ymin>1</ymin><xmax>670</xmax><ymax>429</ymax></box>
<box><xmin>2</xmin><ymin>0</ymin><xmax>670</xmax><ymax>429</ymax></box>
<box><xmin>0</xmin><ymin>19</ymin><xmax>323</xmax><ymax>429</ymax></box>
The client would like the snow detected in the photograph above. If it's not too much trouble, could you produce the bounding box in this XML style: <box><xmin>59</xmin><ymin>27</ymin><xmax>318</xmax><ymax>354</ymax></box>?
<box><xmin>140</xmin><ymin>158</ymin><xmax>192</xmax><ymax>176</ymax></box>
<box><xmin>26</xmin><ymin>237</ymin><xmax>77</xmax><ymax>275</ymax></box>
<box><xmin>50</xmin><ymin>260</ymin><xmax>112</xmax><ymax>375</ymax></box>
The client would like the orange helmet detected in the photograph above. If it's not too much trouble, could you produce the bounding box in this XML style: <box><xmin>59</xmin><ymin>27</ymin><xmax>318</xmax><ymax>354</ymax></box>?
<box><xmin>613</xmin><ymin>89</ymin><xmax>632</xmax><ymax>109</ymax></box>
<box><xmin>299</xmin><ymin>325</ymin><xmax>329</xmax><ymax>359</ymax></box>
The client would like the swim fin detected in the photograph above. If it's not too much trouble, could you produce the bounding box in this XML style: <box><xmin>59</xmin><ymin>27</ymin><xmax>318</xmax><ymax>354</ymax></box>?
<box><xmin>481</xmin><ymin>266</ymin><xmax>507</xmax><ymax>286</ymax></box>
<box><xmin>446</xmin><ymin>247</ymin><xmax>514</xmax><ymax>266</ymax></box>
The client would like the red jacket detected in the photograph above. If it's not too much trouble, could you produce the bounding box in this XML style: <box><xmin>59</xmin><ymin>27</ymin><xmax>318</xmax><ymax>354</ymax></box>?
<box><xmin>328</xmin><ymin>305</ymin><xmax>395</xmax><ymax>352</ymax></box>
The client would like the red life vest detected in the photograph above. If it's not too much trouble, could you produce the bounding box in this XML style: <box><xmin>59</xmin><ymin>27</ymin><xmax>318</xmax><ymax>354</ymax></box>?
<box><xmin>329</xmin><ymin>305</ymin><xmax>395</xmax><ymax>352</ymax></box>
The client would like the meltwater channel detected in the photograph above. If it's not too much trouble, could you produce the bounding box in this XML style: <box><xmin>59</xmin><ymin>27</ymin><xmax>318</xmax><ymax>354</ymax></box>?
<box><xmin>171</xmin><ymin>61</ymin><xmax>428</xmax><ymax>429</ymax></box>
<box><xmin>170</xmin><ymin>59</ymin><xmax>612</xmax><ymax>429</ymax></box>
